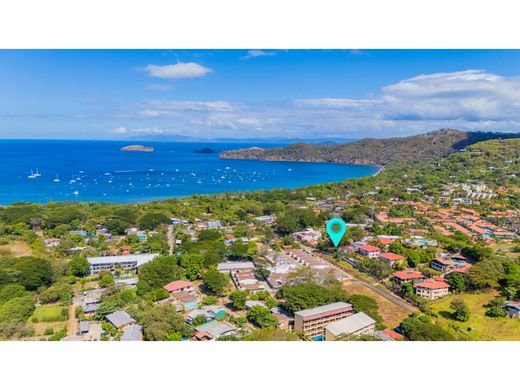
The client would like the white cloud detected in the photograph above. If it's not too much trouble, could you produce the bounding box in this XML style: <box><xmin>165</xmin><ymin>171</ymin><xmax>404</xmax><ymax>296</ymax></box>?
<box><xmin>115</xmin><ymin>69</ymin><xmax>520</xmax><ymax>139</ymax></box>
<box><xmin>144</xmin><ymin>62</ymin><xmax>212</xmax><ymax>79</ymax></box>
<box><xmin>112</xmin><ymin>126</ymin><xmax>127</xmax><ymax>134</ymax></box>
<box><xmin>137</xmin><ymin>100</ymin><xmax>238</xmax><ymax>118</ymax></box>
<box><xmin>244</xmin><ymin>50</ymin><xmax>276</xmax><ymax>59</ymax></box>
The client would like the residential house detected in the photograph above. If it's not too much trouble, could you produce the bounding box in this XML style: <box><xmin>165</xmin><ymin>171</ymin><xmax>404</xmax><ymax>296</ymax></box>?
<box><xmin>358</xmin><ymin>244</ymin><xmax>381</xmax><ymax>258</ymax></box>
<box><xmin>121</xmin><ymin>325</ymin><xmax>143</xmax><ymax>341</ymax></box>
<box><xmin>106</xmin><ymin>311</ymin><xmax>136</xmax><ymax>329</ymax></box>
<box><xmin>44</xmin><ymin>238</ymin><xmax>61</xmax><ymax>248</ymax></box>
<box><xmin>415</xmin><ymin>278</ymin><xmax>450</xmax><ymax>300</ymax></box>
<box><xmin>378</xmin><ymin>252</ymin><xmax>406</xmax><ymax>267</ymax></box>
<box><xmin>245</xmin><ymin>300</ymin><xmax>266</xmax><ymax>310</ymax></box>
<box><xmin>171</xmin><ymin>290</ymin><xmax>198</xmax><ymax>311</ymax></box>
<box><xmin>163</xmin><ymin>280</ymin><xmax>194</xmax><ymax>295</ymax></box>
<box><xmin>194</xmin><ymin>320</ymin><xmax>236</xmax><ymax>340</ymax></box>
<box><xmin>294</xmin><ymin>228</ymin><xmax>322</xmax><ymax>246</ymax></box>
<box><xmin>392</xmin><ymin>271</ymin><xmax>425</xmax><ymax>287</ymax></box>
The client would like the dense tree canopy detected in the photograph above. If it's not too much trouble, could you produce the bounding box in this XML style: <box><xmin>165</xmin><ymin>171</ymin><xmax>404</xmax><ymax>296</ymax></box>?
<box><xmin>0</xmin><ymin>257</ymin><xmax>54</xmax><ymax>290</ymax></box>
<box><xmin>138</xmin><ymin>256</ymin><xmax>185</xmax><ymax>288</ymax></box>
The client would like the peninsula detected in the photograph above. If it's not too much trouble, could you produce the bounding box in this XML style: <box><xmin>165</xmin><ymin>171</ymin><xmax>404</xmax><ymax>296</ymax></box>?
<box><xmin>219</xmin><ymin>129</ymin><xmax>519</xmax><ymax>166</ymax></box>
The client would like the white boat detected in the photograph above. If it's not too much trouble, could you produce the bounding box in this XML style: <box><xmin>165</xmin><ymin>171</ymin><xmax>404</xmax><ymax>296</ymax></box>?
<box><xmin>72</xmin><ymin>190</ymin><xmax>79</xmax><ymax>196</ymax></box>
<box><xmin>53</xmin><ymin>174</ymin><xmax>60</xmax><ymax>182</ymax></box>
<box><xmin>34</xmin><ymin>169</ymin><xmax>41</xmax><ymax>177</ymax></box>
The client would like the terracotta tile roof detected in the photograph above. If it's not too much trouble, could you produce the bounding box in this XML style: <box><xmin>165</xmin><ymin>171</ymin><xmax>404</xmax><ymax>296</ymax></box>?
<box><xmin>163</xmin><ymin>280</ymin><xmax>193</xmax><ymax>292</ymax></box>
<box><xmin>358</xmin><ymin>244</ymin><xmax>381</xmax><ymax>253</ymax></box>
<box><xmin>379</xmin><ymin>252</ymin><xmax>406</xmax><ymax>262</ymax></box>
<box><xmin>415</xmin><ymin>278</ymin><xmax>449</xmax><ymax>290</ymax></box>
<box><xmin>382</xmin><ymin>328</ymin><xmax>404</xmax><ymax>340</ymax></box>
<box><xmin>392</xmin><ymin>271</ymin><xmax>424</xmax><ymax>280</ymax></box>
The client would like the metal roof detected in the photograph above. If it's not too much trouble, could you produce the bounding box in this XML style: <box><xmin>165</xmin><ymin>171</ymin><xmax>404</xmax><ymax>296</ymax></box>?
<box><xmin>325</xmin><ymin>312</ymin><xmax>376</xmax><ymax>336</ymax></box>
<box><xmin>121</xmin><ymin>325</ymin><xmax>143</xmax><ymax>341</ymax></box>
<box><xmin>294</xmin><ymin>302</ymin><xmax>352</xmax><ymax>319</ymax></box>
<box><xmin>195</xmin><ymin>320</ymin><xmax>236</xmax><ymax>338</ymax></box>
<box><xmin>87</xmin><ymin>253</ymin><xmax>159</xmax><ymax>266</ymax></box>
<box><xmin>106</xmin><ymin>310</ymin><xmax>136</xmax><ymax>328</ymax></box>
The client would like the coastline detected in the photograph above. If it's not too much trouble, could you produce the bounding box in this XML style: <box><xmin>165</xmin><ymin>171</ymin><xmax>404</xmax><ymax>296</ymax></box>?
<box><xmin>372</xmin><ymin>165</ymin><xmax>384</xmax><ymax>176</ymax></box>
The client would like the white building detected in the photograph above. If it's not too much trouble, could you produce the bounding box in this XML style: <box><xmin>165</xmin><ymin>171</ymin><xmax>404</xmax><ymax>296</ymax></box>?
<box><xmin>86</xmin><ymin>253</ymin><xmax>159</xmax><ymax>274</ymax></box>
<box><xmin>325</xmin><ymin>312</ymin><xmax>376</xmax><ymax>340</ymax></box>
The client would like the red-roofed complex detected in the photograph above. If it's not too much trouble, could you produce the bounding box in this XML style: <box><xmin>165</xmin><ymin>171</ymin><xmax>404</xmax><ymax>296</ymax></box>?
<box><xmin>415</xmin><ymin>278</ymin><xmax>450</xmax><ymax>300</ymax></box>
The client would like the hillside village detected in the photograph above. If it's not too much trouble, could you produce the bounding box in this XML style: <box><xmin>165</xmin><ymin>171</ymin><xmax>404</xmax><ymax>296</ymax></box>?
<box><xmin>0</xmin><ymin>137</ymin><xmax>518</xmax><ymax>341</ymax></box>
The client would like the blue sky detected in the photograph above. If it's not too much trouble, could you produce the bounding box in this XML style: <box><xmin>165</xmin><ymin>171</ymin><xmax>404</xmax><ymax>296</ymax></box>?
<box><xmin>0</xmin><ymin>49</ymin><xmax>519</xmax><ymax>139</ymax></box>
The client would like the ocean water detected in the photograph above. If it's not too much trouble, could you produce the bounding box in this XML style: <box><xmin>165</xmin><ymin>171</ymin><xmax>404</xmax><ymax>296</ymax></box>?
<box><xmin>0</xmin><ymin>140</ymin><xmax>378</xmax><ymax>204</ymax></box>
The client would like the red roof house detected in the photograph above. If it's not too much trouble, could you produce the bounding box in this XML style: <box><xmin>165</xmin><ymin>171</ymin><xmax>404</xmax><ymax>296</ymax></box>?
<box><xmin>163</xmin><ymin>280</ymin><xmax>194</xmax><ymax>294</ymax></box>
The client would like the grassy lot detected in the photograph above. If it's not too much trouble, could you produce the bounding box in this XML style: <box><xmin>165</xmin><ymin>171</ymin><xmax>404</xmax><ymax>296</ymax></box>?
<box><xmin>494</xmin><ymin>243</ymin><xmax>519</xmax><ymax>260</ymax></box>
<box><xmin>343</xmin><ymin>281</ymin><xmax>411</xmax><ymax>328</ymax></box>
<box><xmin>430</xmin><ymin>290</ymin><xmax>520</xmax><ymax>341</ymax></box>
<box><xmin>29</xmin><ymin>304</ymin><xmax>68</xmax><ymax>323</ymax></box>
<box><xmin>0</xmin><ymin>240</ymin><xmax>33</xmax><ymax>257</ymax></box>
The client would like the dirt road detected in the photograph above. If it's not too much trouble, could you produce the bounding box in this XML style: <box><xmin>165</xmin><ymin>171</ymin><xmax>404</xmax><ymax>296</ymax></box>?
<box><xmin>167</xmin><ymin>225</ymin><xmax>175</xmax><ymax>255</ymax></box>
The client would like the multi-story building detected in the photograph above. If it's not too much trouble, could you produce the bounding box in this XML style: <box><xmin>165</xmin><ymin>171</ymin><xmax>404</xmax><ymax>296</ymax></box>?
<box><xmin>392</xmin><ymin>270</ymin><xmax>425</xmax><ymax>286</ymax></box>
<box><xmin>294</xmin><ymin>302</ymin><xmax>354</xmax><ymax>339</ymax></box>
<box><xmin>415</xmin><ymin>278</ymin><xmax>450</xmax><ymax>300</ymax></box>
<box><xmin>357</xmin><ymin>244</ymin><xmax>381</xmax><ymax>258</ymax></box>
<box><xmin>324</xmin><ymin>312</ymin><xmax>376</xmax><ymax>341</ymax></box>
<box><xmin>86</xmin><ymin>253</ymin><xmax>159</xmax><ymax>274</ymax></box>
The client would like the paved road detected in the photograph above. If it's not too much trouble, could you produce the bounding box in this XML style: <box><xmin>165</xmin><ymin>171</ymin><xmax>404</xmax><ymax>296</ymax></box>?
<box><xmin>348</xmin><ymin>279</ymin><xmax>416</xmax><ymax>312</ymax></box>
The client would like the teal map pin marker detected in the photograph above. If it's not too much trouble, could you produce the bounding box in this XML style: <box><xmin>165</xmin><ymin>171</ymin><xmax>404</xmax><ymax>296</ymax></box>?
<box><xmin>326</xmin><ymin>217</ymin><xmax>347</xmax><ymax>247</ymax></box>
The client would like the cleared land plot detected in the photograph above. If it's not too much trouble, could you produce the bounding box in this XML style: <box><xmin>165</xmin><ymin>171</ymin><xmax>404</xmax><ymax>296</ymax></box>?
<box><xmin>431</xmin><ymin>290</ymin><xmax>520</xmax><ymax>341</ymax></box>
<box><xmin>29</xmin><ymin>305</ymin><xmax>68</xmax><ymax>323</ymax></box>
<box><xmin>0</xmin><ymin>240</ymin><xmax>32</xmax><ymax>257</ymax></box>
<box><xmin>343</xmin><ymin>281</ymin><xmax>411</xmax><ymax>328</ymax></box>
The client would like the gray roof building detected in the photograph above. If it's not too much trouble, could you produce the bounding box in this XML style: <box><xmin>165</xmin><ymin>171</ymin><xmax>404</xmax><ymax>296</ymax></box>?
<box><xmin>294</xmin><ymin>302</ymin><xmax>353</xmax><ymax>319</ymax></box>
<box><xmin>106</xmin><ymin>310</ymin><xmax>136</xmax><ymax>328</ymax></box>
<box><xmin>325</xmin><ymin>312</ymin><xmax>376</xmax><ymax>339</ymax></box>
<box><xmin>79</xmin><ymin>321</ymin><xmax>90</xmax><ymax>334</ymax></box>
<box><xmin>195</xmin><ymin>320</ymin><xmax>236</xmax><ymax>339</ymax></box>
<box><xmin>217</xmin><ymin>261</ymin><xmax>255</xmax><ymax>273</ymax></box>
<box><xmin>121</xmin><ymin>325</ymin><xmax>143</xmax><ymax>341</ymax></box>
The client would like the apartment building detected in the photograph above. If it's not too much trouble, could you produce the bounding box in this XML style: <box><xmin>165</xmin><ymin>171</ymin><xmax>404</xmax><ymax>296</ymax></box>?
<box><xmin>325</xmin><ymin>312</ymin><xmax>376</xmax><ymax>341</ymax></box>
<box><xmin>86</xmin><ymin>253</ymin><xmax>159</xmax><ymax>274</ymax></box>
<box><xmin>415</xmin><ymin>278</ymin><xmax>450</xmax><ymax>300</ymax></box>
<box><xmin>294</xmin><ymin>302</ymin><xmax>354</xmax><ymax>339</ymax></box>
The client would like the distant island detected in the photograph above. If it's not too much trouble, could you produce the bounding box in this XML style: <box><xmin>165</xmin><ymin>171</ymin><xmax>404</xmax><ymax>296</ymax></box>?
<box><xmin>120</xmin><ymin>144</ymin><xmax>154</xmax><ymax>152</ymax></box>
<box><xmin>194</xmin><ymin>147</ymin><xmax>215</xmax><ymax>154</ymax></box>
<box><xmin>219</xmin><ymin>129</ymin><xmax>520</xmax><ymax>166</ymax></box>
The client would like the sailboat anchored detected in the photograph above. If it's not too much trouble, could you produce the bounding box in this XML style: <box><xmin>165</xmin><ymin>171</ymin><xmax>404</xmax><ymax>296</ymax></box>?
<box><xmin>53</xmin><ymin>174</ymin><xmax>60</xmax><ymax>183</ymax></box>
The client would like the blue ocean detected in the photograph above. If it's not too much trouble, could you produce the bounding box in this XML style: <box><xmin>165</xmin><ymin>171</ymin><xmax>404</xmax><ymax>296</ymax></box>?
<box><xmin>0</xmin><ymin>140</ymin><xmax>378</xmax><ymax>204</ymax></box>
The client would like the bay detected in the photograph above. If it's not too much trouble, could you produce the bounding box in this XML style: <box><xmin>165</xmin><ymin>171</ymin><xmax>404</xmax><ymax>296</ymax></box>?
<box><xmin>0</xmin><ymin>140</ymin><xmax>378</xmax><ymax>204</ymax></box>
